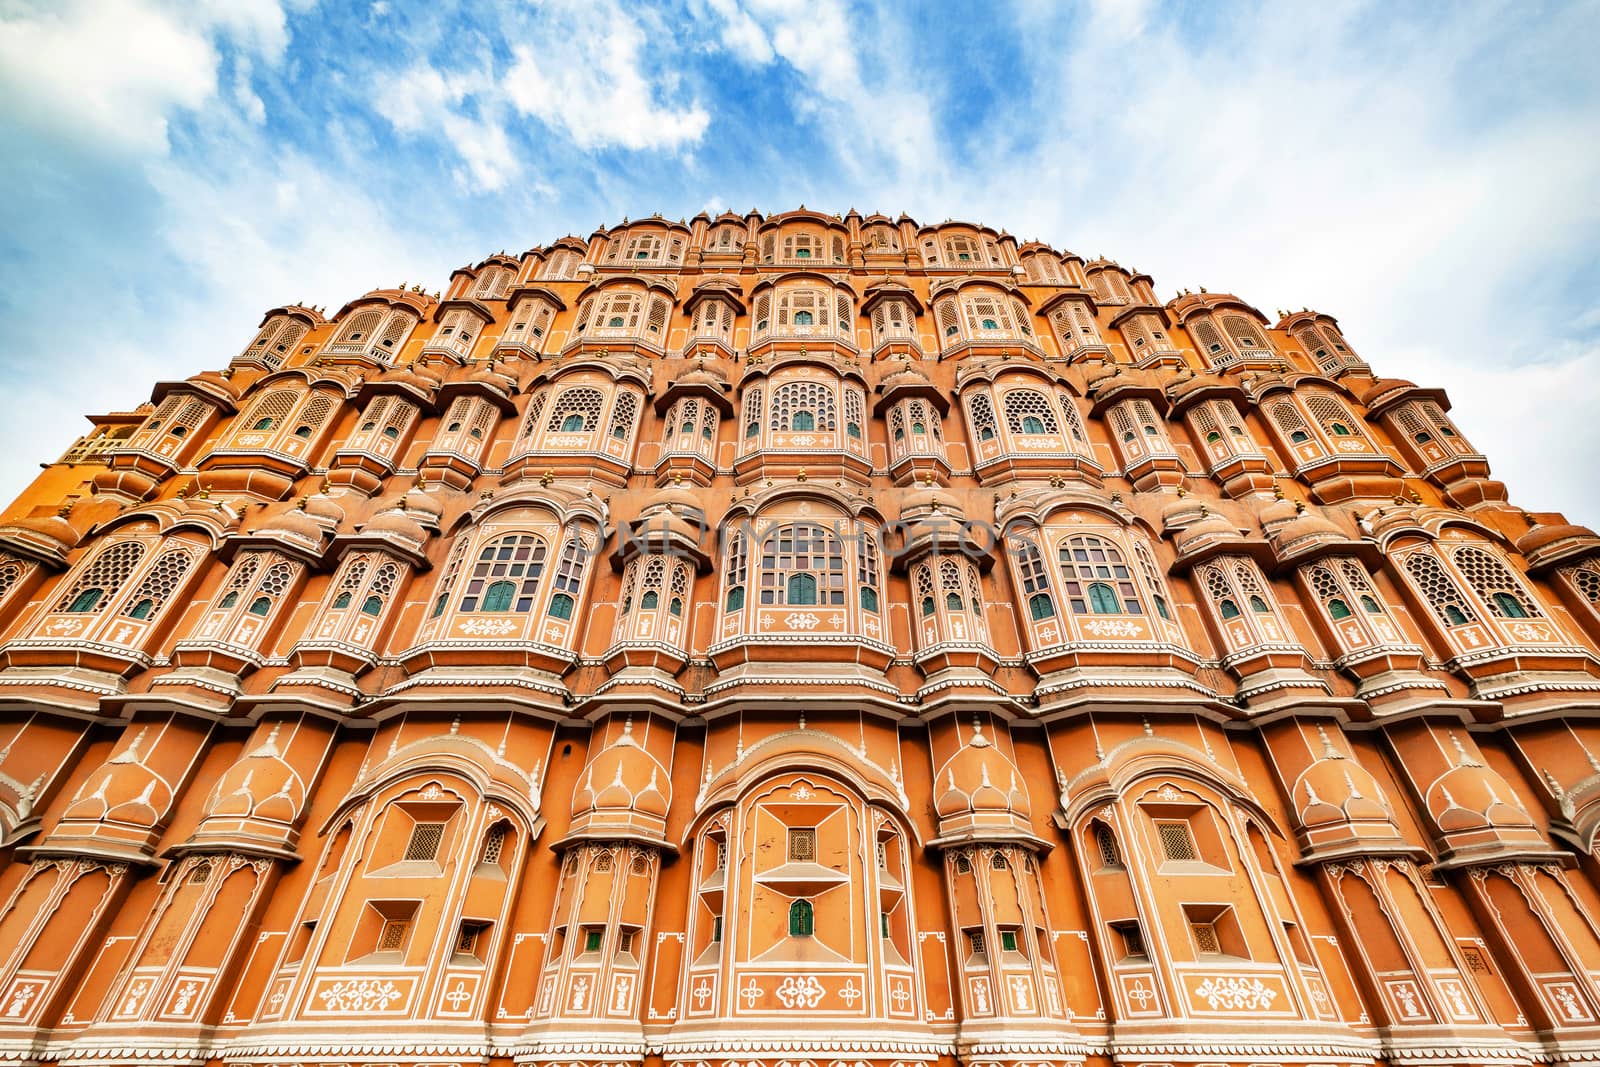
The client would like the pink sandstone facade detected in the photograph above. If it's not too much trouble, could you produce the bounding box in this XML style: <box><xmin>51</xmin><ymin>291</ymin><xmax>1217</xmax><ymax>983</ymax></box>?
<box><xmin>0</xmin><ymin>209</ymin><xmax>1599</xmax><ymax>1067</ymax></box>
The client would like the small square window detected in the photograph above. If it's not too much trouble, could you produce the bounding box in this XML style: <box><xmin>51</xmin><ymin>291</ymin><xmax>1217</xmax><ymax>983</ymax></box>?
<box><xmin>583</xmin><ymin>929</ymin><xmax>603</xmax><ymax>953</ymax></box>
<box><xmin>1157</xmin><ymin>821</ymin><xmax>1197</xmax><ymax>862</ymax></box>
<box><xmin>405</xmin><ymin>822</ymin><xmax>445</xmax><ymax>862</ymax></box>
<box><xmin>378</xmin><ymin>919</ymin><xmax>409</xmax><ymax>952</ymax></box>
<box><xmin>967</xmin><ymin>930</ymin><xmax>986</xmax><ymax>957</ymax></box>
<box><xmin>1110</xmin><ymin>920</ymin><xmax>1146</xmax><ymax>960</ymax></box>
<box><xmin>787</xmin><ymin>827</ymin><xmax>816</xmax><ymax>863</ymax></box>
<box><xmin>1000</xmin><ymin>930</ymin><xmax>1019</xmax><ymax>952</ymax></box>
<box><xmin>456</xmin><ymin>921</ymin><xmax>488</xmax><ymax>955</ymax></box>
<box><xmin>1191</xmin><ymin>921</ymin><xmax>1221</xmax><ymax>955</ymax></box>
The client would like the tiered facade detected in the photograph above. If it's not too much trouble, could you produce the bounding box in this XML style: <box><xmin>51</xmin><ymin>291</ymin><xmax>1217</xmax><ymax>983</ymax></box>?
<box><xmin>4</xmin><ymin>208</ymin><xmax>1600</xmax><ymax>1067</ymax></box>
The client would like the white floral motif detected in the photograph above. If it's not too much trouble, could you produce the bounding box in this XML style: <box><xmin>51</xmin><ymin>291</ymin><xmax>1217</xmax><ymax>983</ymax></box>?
<box><xmin>1194</xmin><ymin>976</ymin><xmax>1277</xmax><ymax>1011</ymax></box>
<box><xmin>460</xmin><ymin>617</ymin><xmax>518</xmax><ymax>636</ymax></box>
<box><xmin>1507</xmin><ymin>621</ymin><xmax>1549</xmax><ymax>642</ymax></box>
<box><xmin>784</xmin><ymin>612</ymin><xmax>821</xmax><ymax>630</ymax></box>
<box><xmin>1081</xmin><ymin>619</ymin><xmax>1142</xmax><ymax>639</ymax></box>
<box><xmin>776</xmin><ymin>974</ymin><xmax>825</xmax><ymax>1008</ymax></box>
<box><xmin>318</xmin><ymin>979</ymin><xmax>403</xmax><ymax>1012</ymax></box>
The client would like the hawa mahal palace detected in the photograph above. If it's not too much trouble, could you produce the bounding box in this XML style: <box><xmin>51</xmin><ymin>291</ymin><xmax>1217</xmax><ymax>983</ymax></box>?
<box><xmin>1</xmin><ymin>209</ymin><xmax>1599</xmax><ymax>1067</ymax></box>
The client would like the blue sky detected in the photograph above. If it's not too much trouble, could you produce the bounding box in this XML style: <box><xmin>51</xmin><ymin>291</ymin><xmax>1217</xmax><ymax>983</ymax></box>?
<box><xmin>1</xmin><ymin>0</ymin><xmax>1598</xmax><ymax>525</ymax></box>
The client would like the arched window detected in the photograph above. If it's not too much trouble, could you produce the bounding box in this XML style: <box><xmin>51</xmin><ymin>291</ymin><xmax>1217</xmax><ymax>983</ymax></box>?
<box><xmin>607</xmin><ymin>390</ymin><xmax>640</xmax><ymax>443</ymax></box>
<box><xmin>1013</xmin><ymin>537</ymin><xmax>1056</xmax><ymax>621</ymax></box>
<box><xmin>428</xmin><ymin>535</ymin><xmax>473</xmax><ymax>620</ymax></box>
<box><xmin>1087</xmin><ymin>582</ymin><xmax>1120</xmax><ymax>613</ymax></box>
<box><xmin>547</xmin><ymin>387</ymin><xmax>604</xmax><ymax>434</ymax></box>
<box><xmin>760</xmin><ymin>524</ymin><xmax>844</xmax><ymax>607</ymax></box>
<box><xmin>1402</xmin><ymin>551</ymin><xmax>1476</xmax><ymax>628</ymax></box>
<box><xmin>789</xmin><ymin>899</ymin><xmax>814</xmax><ymax>937</ymax></box>
<box><xmin>53</xmin><ymin>541</ymin><xmax>150</xmax><ymax>616</ymax></box>
<box><xmin>1094</xmin><ymin>823</ymin><xmax>1121</xmax><ymax>868</ymax></box>
<box><xmin>857</xmin><ymin>533</ymin><xmax>882</xmax><ymax>614</ymax></box>
<box><xmin>1305</xmin><ymin>393</ymin><xmax>1367</xmax><ymax>444</ymax></box>
<box><xmin>1304</xmin><ymin>558</ymin><xmax>1401</xmax><ymax>651</ymax></box>
<box><xmin>771</xmin><ymin>381</ymin><xmax>837</xmax><ymax>433</ymax></box>
<box><xmin>461</xmin><ymin>534</ymin><xmax>547</xmax><ymax>613</ymax></box>
<box><xmin>549</xmin><ymin>537</ymin><xmax>588</xmax><ymax>618</ymax></box>
<box><xmin>724</xmin><ymin>531</ymin><xmax>748</xmax><ymax>612</ymax></box>
<box><xmin>360</xmin><ymin>562</ymin><xmax>400</xmax><ymax>620</ymax></box>
<box><xmin>235</xmin><ymin>390</ymin><xmax>298</xmax><ymax>440</ymax></box>
<box><xmin>481</xmin><ymin>581</ymin><xmax>516</xmax><ymax>612</ymax></box>
<box><xmin>1059</xmin><ymin>536</ymin><xmax>1141</xmax><ymax>615</ymax></box>
<box><xmin>1451</xmin><ymin>545</ymin><xmax>1542</xmax><ymax>620</ymax></box>
<box><xmin>1002</xmin><ymin>390</ymin><xmax>1059</xmax><ymax>435</ymax></box>
<box><xmin>968</xmin><ymin>392</ymin><xmax>998</xmax><ymax>442</ymax></box>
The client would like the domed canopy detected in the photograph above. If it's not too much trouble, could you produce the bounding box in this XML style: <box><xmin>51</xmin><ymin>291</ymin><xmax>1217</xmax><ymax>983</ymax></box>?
<box><xmin>932</xmin><ymin>719</ymin><xmax>1038</xmax><ymax>846</ymax></box>
<box><xmin>566</xmin><ymin>718</ymin><xmax>672</xmax><ymax>846</ymax></box>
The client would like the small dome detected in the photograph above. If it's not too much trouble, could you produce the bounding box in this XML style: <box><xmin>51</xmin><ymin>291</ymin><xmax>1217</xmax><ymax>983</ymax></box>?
<box><xmin>1295</xmin><ymin>727</ymin><xmax>1394</xmax><ymax>829</ymax></box>
<box><xmin>401</xmin><ymin>482</ymin><xmax>446</xmax><ymax>528</ymax></box>
<box><xmin>257</xmin><ymin>504</ymin><xmax>328</xmax><ymax>545</ymax></box>
<box><xmin>898</xmin><ymin>486</ymin><xmax>967</xmax><ymax>535</ymax></box>
<box><xmin>1160</xmin><ymin>491</ymin><xmax>1207</xmax><ymax>533</ymax></box>
<box><xmin>361</xmin><ymin>509</ymin><xmax>428</xmax><ymax>546</ymax></box>
<box><xmin>674</xmin><ymin>361</ymin><xmax>731</xmax><ymax>394</ymax></box>
<box><xmin>186</xmin><ymin>369</ymin><xmax>241</xmax><ymax>402</ymax></box>
<box><xmin>1171</xmin><ymin>507</ymin><xmax>1244</xmax><ymax>558</ymax></box>
<box><xmin>1258</xmin><ymin>488</ymin><xmax>1300</xmax><ymax>529</ymax></box>
<box><xmin>381</xmin><ymin>361</ymin><xmax>443</xmax><ymax>392</ymax></box>
<box><xmin>646</xmin><ymin>481</ymin><xmax>704</xmax><ymax>518</ymax></box>
<box><xmin>1</xmin><ymin>510</ymin><xmax>82</xmax><ymax>555</ymax></box>
<box><xmin>1360</xmin><ymin>377</ymin><xmax>1420</xmax><ymax>408</ymax></box>
<box><xmin>467</xmin><ymin>362</ymin><xmax>517</xmax><ymax>394</ymax></box>
<box><xmin>934</xmin><ymin>720</ymin><xmax>1031</xmax><ymax>821</ymax></box>
<box><xmin>1516</xmin><ymin>519</ymin><xmax>1600</xmax><ymax>565</ymax></box>
<box><xmin>571</xmin><ymin>720</ymin><xmax>671</xmax><ymax>821</ymax></box>
<box><xmin>303</xmin><ymin>494</ymin><xmax>345</xmax><ymax>525</ymax></box>
<box><xmin>879</xmin><ymin>359</ymin><xmax>932</xmax><ymax>394</ymax></box>
<box><xmin>1269</xmin><ymin>503</ymin><xmax>1345</xmax><ymax>552</ymax></box>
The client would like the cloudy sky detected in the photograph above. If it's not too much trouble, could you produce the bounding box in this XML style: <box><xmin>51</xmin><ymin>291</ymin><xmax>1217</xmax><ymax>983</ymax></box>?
<box><xmin>1</xmin><ymin>0</ymin><xmax>1597</xmax><ymax>525</ymax></box>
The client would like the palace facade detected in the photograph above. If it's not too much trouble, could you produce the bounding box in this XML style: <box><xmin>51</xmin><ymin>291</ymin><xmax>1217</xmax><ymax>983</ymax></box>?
<box><xmin>2</xmin><ymin>208</ymin><xmax>1600</xmax><ymax>1067</ymax></box>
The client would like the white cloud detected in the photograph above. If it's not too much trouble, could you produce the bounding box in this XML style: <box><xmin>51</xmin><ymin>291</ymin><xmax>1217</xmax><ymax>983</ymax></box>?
<box><xmin>957</xmin><ymin>1</ymin><xmax>1600</xmax><ymax>526</ymax></box>
<box><xmin>700</xmin><ymin>0</ymin><xmax>939</xmax><ymax>186</ymax></box>
<box><xmin>0</xmin><ymin>0</ymin><xmax>287</xmax><ymax>154</ymax></box>
<box><xmin>503</xmin><ymin>0</ymin><xmax>709</xmax><ymax>151</ymax></box>
<box><xmin>374</xmin><ymin>64</ymin><xmax>521</xmax><ymax>192</ymax></box>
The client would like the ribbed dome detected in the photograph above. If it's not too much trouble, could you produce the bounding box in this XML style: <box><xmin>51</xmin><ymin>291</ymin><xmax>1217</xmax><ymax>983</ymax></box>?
<box><xmin>879</xmin><ymin>359</ymin><xmax>932</xmax><ymax>394</ymax></box>
<box><xmin>258</xmin><ymin>503</ymin><xmax>328</xmax><ymax>544</ymax></box>
<box><xmin>1170</xmin><ymin>506</ymin><xmax>1244</xmax><ymax>557</ymax></box>
<box><xmin>934</xmin><ymin>720</ymin><xmax>1030</xmax><ymax>820</ymax></box>
<box><xmin>400</xmin><ymin>482</ymin><xmax>446</xmax><ymax>529</ymax></box>
<box><xmin>361</xmin><ymin>509</ymin><xmax>428</xmax><ymax>545</ymax></box>
<box><xmin>381</xmin><ymin>361</ymin><xmax>443</xmax><ymax>392</ymax></box>
<box><xmin>1</xmin><ymin>511</ymin><xmax>82</xmax><ymax>555</ymax></box>
<box><xmin>1270</xmin><ymin>502</ymin><xmax>1344</xmax><ymax>548</ymax></box>
<box><xmin>467</xmin><ymin>362</ymin><xmax>517</xmax><ymax>393</ymax></box>
<box><xmin>571</xmin><ymin>720</ymin><xmax>670</xmax><ymax>820</ymax></box>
